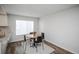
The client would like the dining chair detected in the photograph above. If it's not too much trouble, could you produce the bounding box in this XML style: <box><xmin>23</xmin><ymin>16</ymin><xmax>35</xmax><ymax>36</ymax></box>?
<box><xmin>41</xmin><ymin>33</ymin><xmax>45</xmax><ymax>39</ymax></box>
<box><xmin>34</xmin><ymin>36</ymin><xmax>44</xmax><ymax>52</ymax></box>
<box><xmin>30</xmin><ymin>32</ymin><xmax>37</xmax><ymax>36</ymax></box>
<box><xmin>23</xmin><ymin>35</ymin><xmax>30</xmax><ymax>53</ymax></box>
<box><xmin>41</xmin><ymin>33</ymin><xmax>45</xmax><ymax>49</ymax></box>
<box><xmin>29</xmin><ymin>32</ymin><xmax>37</xmax><ymax>47</ymax></box>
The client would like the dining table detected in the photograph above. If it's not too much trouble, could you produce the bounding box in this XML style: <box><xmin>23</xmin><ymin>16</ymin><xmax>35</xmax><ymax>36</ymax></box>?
<box><xmin>26</xmin><ymin>33</ymin><xmax>41</xmax><ymax>47</ymax></box>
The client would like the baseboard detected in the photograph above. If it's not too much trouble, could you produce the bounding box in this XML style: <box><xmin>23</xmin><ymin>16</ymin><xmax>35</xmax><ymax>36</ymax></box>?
<box><xmin>44</xmin><ymin>40</ymin><xmax>73</xmax><ymax>54</ymax></box>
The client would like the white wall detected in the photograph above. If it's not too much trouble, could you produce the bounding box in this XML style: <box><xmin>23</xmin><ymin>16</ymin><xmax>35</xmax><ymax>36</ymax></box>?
<box><xmin>39</xmin><ymin>6</ymin><xmax>79</xmax><ymax>53</ymax></box>
<box><xmin>8</xmin><ymin>14</ymin><xmax>39</xmax><ymax>42</ymax></box>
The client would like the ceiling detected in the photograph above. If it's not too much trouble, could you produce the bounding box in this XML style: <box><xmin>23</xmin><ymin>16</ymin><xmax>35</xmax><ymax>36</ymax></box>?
<box><xmin>1</xmin><ymin>4</ymin><xmax>77</xmax><ymax>18</ymax></box>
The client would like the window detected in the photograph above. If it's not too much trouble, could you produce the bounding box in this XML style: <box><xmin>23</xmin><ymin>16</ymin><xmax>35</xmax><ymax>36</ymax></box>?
<box><xmin>16</xmin><ymin>20</ymin><xmax>34</xmax><ymax>35</ymax></box>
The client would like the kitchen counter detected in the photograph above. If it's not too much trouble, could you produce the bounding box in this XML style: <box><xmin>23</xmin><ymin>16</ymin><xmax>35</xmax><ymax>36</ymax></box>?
<box><xmin>0</xmin><ymin>33</ymin><xmax>11</xmax><ymax>54</ymax></box>
<box><xmin>0</xmin><ymin>33</ymin><xmax>11</xmax><ymax>42</ymax></box>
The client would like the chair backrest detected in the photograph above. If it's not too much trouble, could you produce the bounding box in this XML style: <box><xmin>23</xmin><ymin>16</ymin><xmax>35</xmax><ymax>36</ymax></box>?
<box><xmin>36</xmin><ymin>36</ymin><xmax>42</xmax><ymax>43</ymax></box>
<box><xmin>24</xmin><ymin>35</ymin><xmax>26</xmax><ymax>41</ymax></box>
<box><xmin>30</xmin><ymin>32</ymin><xmax>37</xmax><ymax>36</ymax></box>
<box><xmin>41</xmin><ymin>33</ymin><xmax>45</xmax><ymax>39</ymax></box>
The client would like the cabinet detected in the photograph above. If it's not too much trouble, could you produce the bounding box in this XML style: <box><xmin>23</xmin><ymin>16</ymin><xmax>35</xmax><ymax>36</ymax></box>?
<box><xmin>0</xmin><ymin>6</ymin><xmax>8</xmax><ymax>26</ymax></box>
<box><xmin>0</xmin><ymin>15</ymin><xmax>8</xmax><ymax>26</ymax></box>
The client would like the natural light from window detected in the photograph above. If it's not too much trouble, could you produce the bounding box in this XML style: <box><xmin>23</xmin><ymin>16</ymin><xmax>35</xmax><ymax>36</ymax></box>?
<box><xmin>16</xmin><ymin>20</ymin><xmax>34</xmax><ymax>35</ymax></box>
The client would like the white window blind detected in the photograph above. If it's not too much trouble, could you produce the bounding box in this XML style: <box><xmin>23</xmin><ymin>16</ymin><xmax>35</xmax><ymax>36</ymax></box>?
<box><xmin>16</xmin><ymin>20</ymin><xmax>34</xmax><ymax>35</ymax></box>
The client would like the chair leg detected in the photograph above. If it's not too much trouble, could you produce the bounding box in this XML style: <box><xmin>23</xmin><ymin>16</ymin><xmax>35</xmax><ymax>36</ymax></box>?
<box><xmin>24</xmin><ymin>41</ymin><xmax>27</xmax><ymax>54</ymax></box>
<box><xmin>36</xmin><ymin>47</ymin><xmax>38</xmax><ymax>52</ymax></box>
<box><xmin>42</xmin><ymin>42</ymin><xmax>44</xmax><ymax>50</ymax></box>
<box><xmin>30</xmin><ymin>39</ymin><xmax>33</xmax><ymax>47</ymax></box>
<box><xmin>23</xmin><ymin>42</ymin><xmax>25</xmax><ymax>54</ymax></box>
<box><xmin>29</xmin><ymin>39</ymin><xmax>31</xmax><ymax>47</ymax></box>
<box><xmin>35</xmin><ymin>43</ymin><xmax>38</xmax><ymax>52</ymax></box>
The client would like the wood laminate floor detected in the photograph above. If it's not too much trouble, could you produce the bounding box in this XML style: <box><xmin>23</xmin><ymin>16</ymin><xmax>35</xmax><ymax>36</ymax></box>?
<box><xmin>6</xmin><ymin>40</ymin><xmax>55</xmax><ymax>54</ymax></box>
<box><xmin>6</xmin><ymin>38</ymin><xmax>73</xmax><ymax>54</ymax></box>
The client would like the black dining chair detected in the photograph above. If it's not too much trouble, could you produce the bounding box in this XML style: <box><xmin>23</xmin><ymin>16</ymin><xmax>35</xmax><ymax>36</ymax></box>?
<box><xmin>41</xmin><ymin>33</ymin><xmax>45</xmax><ymax>39</ymax></box>
<box><xmin>34</xmin><ymin>33</ymin><xmax>45</xmax><ymax>52</ymax></box>
<box><xmin>24</xmin><ymin>35</ymin><xmax>29</xmax><ymax>53</ymax></box>
<box><xmin>34</xmin><ymin>36</ymin><xmax>42</xmax><ymax>46</ymax></box>
<box><xmin>24</xmin><ymin>35</ymin><xmax>26</xmax><ymax>41</ymax></box>
<box><xmin>41</xmin><ymin>32</ymin><xmax>45</xmax><ymax>45</ymax></box>
<box><xmin>29</xmin><ymin>32</ymin><xmax>37</xmax><ymax>47</ymax></box>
